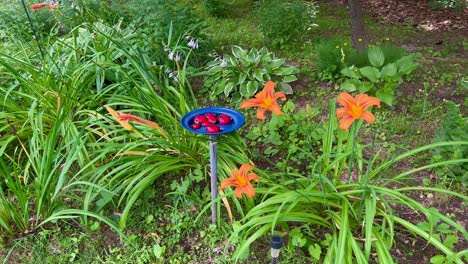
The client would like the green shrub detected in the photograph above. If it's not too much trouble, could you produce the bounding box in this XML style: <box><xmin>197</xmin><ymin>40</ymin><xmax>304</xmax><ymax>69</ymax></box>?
<box><xmin>345</xmin><ymin>44</ymin><xmax>407</xmax><ymax>68</ymax></box>
<box><xmin>314</xmin><ymin>39</ymin><xmax>352</xmax><ymax>81</ymax></box>
<box><xmin>255</xmin><ymin>0</ymin><xmax>318</xmax><ymax>47</ymax></box>
<box><xmin>204</xmin><ymin>0</ymin><xmax>231</xmax><ymax>17</ymax></box>
<box><xmin>245</xmin><ymin>100</ymin><xmax>323</xmax><ymax>170</ymax></box>
<box><xmin>340</xmin><ymin>45</ymin><xmax>419</xmax><ymax>106</ymax></box>
<box><xmin>431</xmin><ymin>101</ymin><xmax>468</xmax><ymax>186</ymax></box>
<box><xmin>203</xmin><ymin>46</ymin><xmax>299</xmax><ymax>104</ymax></box>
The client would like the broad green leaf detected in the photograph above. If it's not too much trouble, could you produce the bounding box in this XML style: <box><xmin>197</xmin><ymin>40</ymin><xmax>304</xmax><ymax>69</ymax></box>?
<box><xmin>153</xmin><ymin>244</ymin><xmax>165</xmax><ymax>259</ymax></box>
<box><xmin>232</xmin><ymin>45</ymin><xmax>246</xmax><ymax>59</ymax></box>
<box><xmin>207</xmin><ymin>65</ymin><xmax>223</xmax><ymax>74</ymax></box>
<box><xmin>213</xmin><ymin>83</ymin><xmax>226</xmax><ymax>96</ymax></box>
<box><xmin>224</xmin><ymin>82</ymin><xmax>234</xmax><ymax>97</ymax></box>
<box><xmin>368</xmin><ymin>46</ymin><xmax>385</xmax><ymax>68</ymax></box>
<box><xmin>430</xmin><ymin>255</ymin><xmax>446</xmax><ymax>264</ymax></box>
<box><xmin>380</xmin><ymin>63</ymin><xmax>397</xmax><ymax>79</ymax></box>
<box><xmin>253</xmin><ymin>69</ymin><xmax>265</xmax><ymax>82</ymax></box>
<box><xmin>341</xmin><ymin>67</ymin><xmax>360</xmax><ymax>79</ymax></box>
<box><xmin>359</xmin><ymin>66</ymin><xmax>380</xmax><ymax>82</ymax></box>
<box><xmin>279</xmin><ymin>82</ymin><xmax>293</xmax><ymax>94</ymax></box>
<box><xmin>358</xmin><ymin>81</ymin><xmax>373</xmax><ymax>94</ymax></box>
<box><xmin>396</xmin><ymin>55</ymin><xmax>419</xmax><ymax>74</ymax></box>
<box><xmin>238</xmin><ymin>72</ymin><xmax>247</xmax><ymax>85</ymax></box>
<box><xmin>275</xmin><ymin>66</ymin><xmax>298</xmax><ymax>76</ymax></box>
<box><xmin>239</xmin><ymin>82</ymin><xmax>249</xmax><ymax>97</ymax></box>
<box><xmin>269</xmin><ymin>58</ymin><xmax>285</xmax><ymax>70</ymax></box>
<box><xmin>376</xmin><ymin>89</ymin><xmax>394</xmax><ymax>106</ymax></box>
<box><xmin>341</xmin><ymin>80</ymin><xmax>358</xmax><ymax>92</ymax></box>
<box><xmin>308</xmin><ymin>243</ymin><xmax>322</xmax><ymax>260</ymax></box>
<box><xmin>282</xmin><ymin>75</ymin><xmax>298</xmax><ymax>82</ymax></box>
<box><xmin>442</xmin><ymin>235</ymin><xmax>458</xmax><ymax>248</ymax></box>
<box><xmin>246</xmin><ymin>81</ymin><xmax>257</xmax><ymax>97</ymax></box>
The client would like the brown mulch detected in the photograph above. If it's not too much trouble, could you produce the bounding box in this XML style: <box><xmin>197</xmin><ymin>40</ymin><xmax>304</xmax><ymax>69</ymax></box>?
<box><xmin>363</xmin><ymin>0</ymin><xmax>468</xmax><ymax>32</ymax></box>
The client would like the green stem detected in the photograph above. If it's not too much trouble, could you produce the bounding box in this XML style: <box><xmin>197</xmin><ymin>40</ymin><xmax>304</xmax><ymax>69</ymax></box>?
<box><xmin>20</xmin><ymin>0</ymin><xmax>45</xmax><ymax>61</ymax></box>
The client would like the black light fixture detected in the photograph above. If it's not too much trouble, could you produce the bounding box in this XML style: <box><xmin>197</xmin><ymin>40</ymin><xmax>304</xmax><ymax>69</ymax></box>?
<box><xmin>270</xmin><ymin>234</ymin><xmax>283</xmax><ymax>264</ymax></box>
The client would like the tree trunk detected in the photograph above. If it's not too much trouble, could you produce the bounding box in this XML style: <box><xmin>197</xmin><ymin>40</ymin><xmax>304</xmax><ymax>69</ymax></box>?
<box><xmin>348</xmin><ymin>0</ymin><xmax>367</xmax><ymax>51</ymax></box>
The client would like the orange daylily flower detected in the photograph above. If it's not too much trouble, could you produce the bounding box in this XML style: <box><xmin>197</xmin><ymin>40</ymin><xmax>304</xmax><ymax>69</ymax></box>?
<box><xmin>30</xmin><ymin>3</ymin><xmax>57</xmax><ymax>11</ymax></box>
<box><xmin>240</xmin><ymin>81</ymin><xmax>286</xmax><ymax>120</ymax></box>
<box><xmin>336</xmin><ymin>92</ymin><xmax>381</xmax><ymax>130</ymax></box>
<box><xmin>105</xmin><ymin>106</ymin><xmax>167</xmax><ymax>137</ymax></box>
<box><xmin>220</xmin><ymin>164</ymin><xmax>259</xmax><ymax>199</ymax></box>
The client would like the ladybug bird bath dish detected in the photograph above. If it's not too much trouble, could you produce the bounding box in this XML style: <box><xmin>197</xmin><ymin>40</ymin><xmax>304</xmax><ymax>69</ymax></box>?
<box><xmin>180</xmin><ymin>107</ymin><xmax>245</xmax><ymax>224</ymax></box>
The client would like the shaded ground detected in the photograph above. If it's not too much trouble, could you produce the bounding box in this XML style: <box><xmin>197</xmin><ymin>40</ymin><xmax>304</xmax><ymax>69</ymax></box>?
<box><xmin>364</xmin><ymin>0</ymin><xmax>468</xmax><ymax>31</ymax></box>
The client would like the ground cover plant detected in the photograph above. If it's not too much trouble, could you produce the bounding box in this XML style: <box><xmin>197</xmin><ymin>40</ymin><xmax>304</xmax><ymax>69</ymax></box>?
<box><xmin>0</xmin><ymin>0</ymin><xmax>467</xmax><ymax>263</ymax></box>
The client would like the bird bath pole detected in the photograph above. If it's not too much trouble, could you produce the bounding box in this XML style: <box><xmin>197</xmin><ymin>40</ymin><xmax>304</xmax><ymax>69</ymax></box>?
<box><xmin>180</xmin><ymin>107</ymin><xmax>245</xmax><ymax>224</ymax></box>
<box><xmin>209</xmin><ymin>135</ymin><xmax>217</xmax><ymax>224</ymax></box>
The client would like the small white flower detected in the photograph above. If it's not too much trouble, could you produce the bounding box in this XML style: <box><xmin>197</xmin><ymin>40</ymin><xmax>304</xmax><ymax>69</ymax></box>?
<box><xmin>164</xmin><ymin>45</ymin><xmax>170</xmax><ymax>52</ymax></box>
<box><xmin>188</xmin><ymin>39</ymin><xmax>199</xmax><ymax>49</ymax></box>
<box><xmin>168</xmin><ymin>51</ymin><xmax>174</xmax><ymax>61</ymax></box>
<box><xmin>175</xmin><ymin>53</ymin><xmax>181</xmax><ymax>62</ymax></box>
<box><xmin>220</xmin><ymin>59</ymin><xmax>227</xmax><ymax>67</ymax></box>
<box><xmin>188</xmin><ymin>39</ymin><xmax>198</xmax><ymax>49</ymax></box>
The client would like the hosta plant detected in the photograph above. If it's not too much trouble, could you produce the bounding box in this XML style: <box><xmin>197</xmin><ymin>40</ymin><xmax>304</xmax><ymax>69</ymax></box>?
<box><xmin>340</xmin><ymin>45</ymin><xmax>420</xmax><ymax>106</ymax></box>
<box><xmin>203</xmin><ymin>46</ymin><xmax>299</xmax><ymax>104</ymax></box>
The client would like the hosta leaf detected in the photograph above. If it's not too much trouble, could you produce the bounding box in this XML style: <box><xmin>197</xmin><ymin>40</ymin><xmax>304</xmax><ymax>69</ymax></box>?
<box><xmin>359</xmin><ymin>66</ymin><xmax>380</xmax><ymax>82</ymax></box>
<box><xmin>341</xmin><ymin>80</ymin><xmax>358</xmax><ymax>92</ymax></box>
<box><xmin>224</xmin><ymin>82</ymin><xmax>234</xmax><ymax>97</ymax></box>
<box><xmin>277</xmin><ymin>66</ymin><xmax>299</xmax><ymax>75</ymax></box>
<box><xmin>376</xmin><ymin>89</ymin><xmax>394</xmax><ymax>106</ymax></box>
<box><xmin>269</xmin><ymin>58</ymin><xmax>285</xmax><ymax>70</ymax></box>
<box><xmin>282</xmin><ymin>75</ymin><xmax>298</xmax><ymax>83</ymax></box>
<box><xmin>380</xmin><ymin>63</ymin><xmax>397</xmax><ymax>79</ymax></box>
<box><xmin>396</xmin><ymin>55</ymin><xmax>419</xmax><ymax>74</ymax></box>
<box><xmin>253</xmin><ymin>69</ymin><xmax>265</xmax><ymax>82</ymax></box>
<box><xmin>239</xmin><ymin>82</ymin><xmax>249</xmax><ymax>97</ymax></box>
<box><xmin>341</xmin><ymin>67</ymin><xmax>360</xmax><ymax>78</ymax></box>
<box><xmin>279</xmin><ymin>82</ymin><xmax>293</xmax><ymax>94</ymax></box>
<box><xmin>232</xmin><ymin>45</ymin><xmax>246</xmax><ymax>60</ymax></box>
<box><xmin>238</xmin><ymin>72</ymin><xmax>247</xmax><ymax>85</ymax></box>
<box><xmin>358</xmin><ymin>81</ymin><xmax>373</xmax><ymax>94</ymax></box>
<box><xmin>246</xmin><ymin>81</ymin><xmax>257</xmax><ymax>97</ymax></box>
<box><xmin>368</xmin><ymin>46</ymin><xmax>385</xmax><ymax>68</ymax></box>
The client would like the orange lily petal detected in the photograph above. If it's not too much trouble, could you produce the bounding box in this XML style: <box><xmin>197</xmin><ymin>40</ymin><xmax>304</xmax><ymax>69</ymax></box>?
<box><xmin>256</xmin><ymin>108</ymin><xmax>267</xmax><ymax>120</ymax></box>
<box><xmin>240</xmin><ymin>81</ymin><xmax>286</xmax><ymax>120</ymax></box>
<box><xmin>360</xmin><ymin>111</ymin><xmax>375</xmax><ymax>124</ymax></box>
<box><xmin>239</xmin><ymin>163</ymin><xmax>254</xmax><ymax>175</ymax></box>
<box><xmin>339</xmin><ymin>115</ymin><xmax>355</xmax><ymax>130</ymax></box>
<box><xmin>269</xmin><ymin>103</ymin><xmax>282</xmax><ymax>116</ymax></box>
<box><xmin>263</xmin><ymin>81</ymin><xmax>276</xmax><ymax>98</ymax></box>
<box><xmin>336</xmin><ymin>93</ymin><xmax>380</xmax><ymax>130</ymax></box>
<box><xmin>247</xmin><ymin>172</ymin><xmax>259</xmax><ymax>182</ymax></box>
<box><xmin>336</xmin><ymin>107</ymin><xmax>347</xmax><ymax>118</ymax></box>
<box><xmin>272</xmin><ymin>91</ymin><xmax>287</xmax><ymax>101</ymax></box>
<box><xmin>30</xmin><ymin>3</ymin><xmax>57</xmax><ymax>11</ymax></box>
<box><xmin>106</xmin><ymin>106</ymin><xmax>134</xmax><ymax>131</ymax></box>
<box><xmin>337</xmin><ymin>92</ymin><xmax>355</xmax><ymax>107</ymax></box>
<box><xmin>220</xmin><ymin>177</ymin><xmax>237</xmax><ymax>190</ymax></box>
<box><xmin>240</xmin><ymin>98</ymin><xmax>262</xmax><ymax>109</ymax></box>
<box><xmin>239</xmin><ymin>184</ymin><xmax>256</xmax><ymax>198</ymax></box>
<box><xmin>221</xmin><ymin>163</ymin><xmax>258</xmax><ymax>199</ymax></box>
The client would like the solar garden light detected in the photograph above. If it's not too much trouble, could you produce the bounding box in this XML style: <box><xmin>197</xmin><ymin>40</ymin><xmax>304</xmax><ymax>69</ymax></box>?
<box><xmin>181</xmin><ymin>107</ymin><xmax>244</xmax><ymax>225</ymax></box>
<box><xmin>270</xmin><ymin>234</ymin><xmax>283</xmax><ymax>264</ymax></box>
